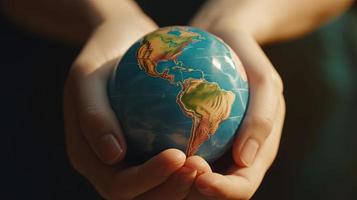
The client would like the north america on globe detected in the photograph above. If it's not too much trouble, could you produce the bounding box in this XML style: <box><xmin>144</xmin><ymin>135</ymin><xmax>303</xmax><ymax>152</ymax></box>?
<box><xmin>137</xmin><ymin>27</ymin><xmax>203</xmax><ymax>84</ymax></box>
<box><xmin>136</xmin><ymin>26</ymin><xmax>236</xmax><ymax>156</ymax></box>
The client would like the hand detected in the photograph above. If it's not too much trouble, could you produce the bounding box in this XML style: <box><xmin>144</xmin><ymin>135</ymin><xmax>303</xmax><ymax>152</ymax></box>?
<box><xmin>190</xmin><ymin>0</ymin><xmax>354</xmax><ymax>44</ymax></box>
<box><xmin>187</xmin><ymin>2</ymin><xmax>286</xmax><ymax>199</ymax></box>
<box><xmin>64</xmin><ymin>2</ymin><xmax>211</xmax><ymax>199</ymax></box>
<box><xmin>190</xmin><ymin>0</ymin><xmax>273</xmax><ymax>44</ymax></box>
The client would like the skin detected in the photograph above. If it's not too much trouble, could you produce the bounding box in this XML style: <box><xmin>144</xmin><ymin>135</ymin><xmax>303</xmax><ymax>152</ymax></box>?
<box><xmin>191</xmin><ymin>0</ymin><xmax>355</xmax><ymax>44</ymax></box>
<box><xmin>2</xmin><ymin>0</ymin><xmax>354</xmax><ymax>199</ymax></box>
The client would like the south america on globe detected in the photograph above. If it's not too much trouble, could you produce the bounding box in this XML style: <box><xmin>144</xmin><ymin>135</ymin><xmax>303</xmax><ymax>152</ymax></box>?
<box><xmin>108</xmin><ymin>26</ymin><xmax>249</xmax><ymax>164</ymax></box>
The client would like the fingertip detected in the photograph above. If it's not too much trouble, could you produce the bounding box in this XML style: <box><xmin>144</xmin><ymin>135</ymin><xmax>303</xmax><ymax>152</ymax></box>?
<box><xmin>149</xmin><ymin>149</ymin><xmax>186</xmax><ymax>176</ymax></box>
<box><xmin>232</xmin><ymin>114</ymin><xmax>274</xmax><ymax>167</ymax></box>
<box><xmin>184</xmin><ymin>156</ymin><xmax>212</xmax><ymax>175</ymax></box>
<box><xmin>159</xmin><ymin>148</ymin><xmax>186</xmax><ymax>163</ymax></box>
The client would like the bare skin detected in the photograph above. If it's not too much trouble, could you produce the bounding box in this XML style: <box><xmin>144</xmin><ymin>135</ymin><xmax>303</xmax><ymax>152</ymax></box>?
<box><xmin>191</xmin><ymin>0</ymin><xmax>354</xmax><ymax>44</ymax></box>
<box><xmin>3</xmin><ymin>0</ymin><xmax>354</xmax><ymax>199</ymax></box>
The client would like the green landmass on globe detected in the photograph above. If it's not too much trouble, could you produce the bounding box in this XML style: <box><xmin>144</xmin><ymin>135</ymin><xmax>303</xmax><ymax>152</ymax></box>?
<box><xmin>177</xmin><ymin>78</ymin><xmax>235</xmax><ymax>156</ymax></box>
<box><xmin>136</xmin><ymin>27</ymin><xmax>236</xmax><ymax>156</ymax></box>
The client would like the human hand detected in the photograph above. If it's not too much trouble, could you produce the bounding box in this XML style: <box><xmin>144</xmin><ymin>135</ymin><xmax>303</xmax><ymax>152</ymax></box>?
<box><xmin>64</xmin><ymin>2</ymin><xmax>211</xmax><ymax>199</ymax></box>
<box><xmin>190</xmin><ymin>0</ymin><xmax>274</xmax><ymax>44</ymax></box>
<box><xmin>186</xmin><ymin>2</ymin><xmax>286</xmax><ymax>199</ymax></box>
<box><xmin>190</xmin><ymin>0</ymin><xmax>354</xmax><ymax>44</ymax></box>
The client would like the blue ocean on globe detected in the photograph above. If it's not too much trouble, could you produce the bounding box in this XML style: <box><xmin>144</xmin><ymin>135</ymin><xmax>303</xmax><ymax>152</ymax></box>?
<box><xmin>108</xmin><ymin>26</ymin><xmax>249</xmax><ymax>164</ymax></box>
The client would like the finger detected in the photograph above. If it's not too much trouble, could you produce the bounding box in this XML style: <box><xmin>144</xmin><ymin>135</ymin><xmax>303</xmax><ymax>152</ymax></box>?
<box><xmin>167</xmin><ymin>156</ymin><xmax>210</xmax><ymax>200</ymax></box>
<box><xmin>67</xmin><ymin>57</ymin><xmax>127</xmax><ymax>165</ymax></box>
<box><xmin>193</xmin><ymin>96</ymin><xmax>285</xmax><ymax>200</ymax></box>
<box><xmin>135</xmin><ymin>166</ymin><xmax>197</xmax><ymax>200</ymax></box>
<box><xmin>64</xmin><ymin>84</ymin><xmax>115</xmax><ymax>179</ymax></box>
<box><xmin>64</xmin><ymin>87</ymin><xmax>123</xmax><ymax>200</ymax></box>
<box><xmin>253</xmin><ymin>95</ymin><xmax>285</xmax><ymax>167</ymax></box>
<box><xmin>134</xmin><ymin>156</ymin><xmax>211</xmax><ymax>200</ymax></box>
<box><xmin>195</xmin><ymin>172</ymin><xmax>259</xmax><ymax>200</ymax></box>
<box><xmin>185</xmin><ymin>156</ymin><xmax>212</xmax><ymax>174</ymax></box>
<box><xmin>65</xmin><ymin>102</ymin><xmax>187</xmax><ymax>200</ymax></box>
<box><xmin>135</xmin><ymin>156</ymin><xmax>212</xmax><ymax>200</ymax></box>
<box><xmin>108</xmin><ymin>149</ymin><xmax>185</xmax><ymax>200</ymax></box>
<box><xmin>67</xmin><ymin>20</ymin><xmax>157</xmax><ymax>165</ymax></box>
<box><xmin>66</xmin><ymin>93</ymin><xmax>188</xmax><ymax>200</ymax></box>
<box><xmin>218</xmin><ymin>31</ymin><xmax>283</xmax><ymax>167</ymax></box>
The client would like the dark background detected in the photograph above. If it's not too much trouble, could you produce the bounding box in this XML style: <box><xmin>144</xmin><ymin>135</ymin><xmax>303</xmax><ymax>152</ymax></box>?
<box><xmin>2</xmin><ymin>1</ymin><xmax>357</xmax><ymax>199</ymax></box>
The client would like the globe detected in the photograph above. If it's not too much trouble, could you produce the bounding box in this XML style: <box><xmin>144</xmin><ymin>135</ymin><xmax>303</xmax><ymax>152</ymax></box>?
<box><xmin>108</xmin><ymin>26</ymin><xmax>249</xmax><ymax>164</ymax></box>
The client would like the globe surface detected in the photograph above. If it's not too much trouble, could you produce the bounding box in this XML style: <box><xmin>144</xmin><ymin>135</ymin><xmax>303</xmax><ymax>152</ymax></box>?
<box><xmin>108</xmin><ymin>26</ymin><xmax>249</xmax><ymax>164</ymax></box>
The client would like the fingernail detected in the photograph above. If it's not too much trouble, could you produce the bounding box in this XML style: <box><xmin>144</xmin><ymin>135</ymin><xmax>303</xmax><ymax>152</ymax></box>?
<box><xmin>197</xmin><ymin>186</ymin><xmax>216</xmax><ymax>197</ymax></box>
<box><xmin>95</xmin><ymin>134</ymin><xmax>122</xmax><ymax>164</ymax></box>
<box><xmin>240</xmin><ymin>138</ymin><xmax>259</xmax><ymax>166</ymax></box>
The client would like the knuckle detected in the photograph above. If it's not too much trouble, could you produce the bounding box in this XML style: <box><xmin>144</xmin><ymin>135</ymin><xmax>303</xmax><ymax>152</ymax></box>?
<box><xmin>66</xmin><ymin>60</ymin><xmax>101</xmax><ymax>88</ymax></box>
<box><xmin>254</xmin><ymin>68</ymin><xmax>284</xmax><ymax>94</ymax></box>
<box><xmin>81</xmin><ymin>105</ymin><xmax>112</xmax><ymax>134</ymax></box>
<box><xmin>246</xmin><ymin>116</ymin><xmax>273</xmax><ymax>137</ymax></box>
<box><xmin>251</xmin><ymin>70</ymin><xmax>271</xmax><ymax>88</ymax></box>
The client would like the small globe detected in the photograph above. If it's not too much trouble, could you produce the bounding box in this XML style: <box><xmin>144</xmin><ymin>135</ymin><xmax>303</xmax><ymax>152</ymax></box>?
<box><xmin>108</xmin><ymin>26</ymin><xmax>249</xmax><ymax>164</ymax></box>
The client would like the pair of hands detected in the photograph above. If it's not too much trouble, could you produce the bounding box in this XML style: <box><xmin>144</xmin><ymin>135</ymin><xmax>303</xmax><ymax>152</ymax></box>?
<box><xmin>64</xmin><ymin>0</ymin><xmax>285</xmax><ymax>199</ymax></box>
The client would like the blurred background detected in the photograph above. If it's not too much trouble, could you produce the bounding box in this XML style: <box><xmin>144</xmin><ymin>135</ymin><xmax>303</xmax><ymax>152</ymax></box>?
<box><xmin>1</xmin><ymin>0</ymin><xmax>356</xmax><ymax>199</ymax></box>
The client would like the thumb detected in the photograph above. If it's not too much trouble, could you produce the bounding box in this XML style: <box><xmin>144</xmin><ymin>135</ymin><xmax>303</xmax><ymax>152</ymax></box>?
<box><xmin>219</xmin><ymin>31</ymin><xmax>283</xmax><ymax>167</ymax></box>
<box><xmin>68</xmin><ymin>58</ymin><xmax>126</xmax><ymax>165</ymax></box>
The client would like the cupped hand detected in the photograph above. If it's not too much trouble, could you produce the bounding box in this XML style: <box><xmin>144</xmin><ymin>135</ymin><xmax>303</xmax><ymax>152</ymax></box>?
<box><xmin>187</xmin><ymin>2</ymin><xmax>286</xmax><ymax>199</ymax></box>
<box><xmin>64</xmin><ymin>2</ymin><xmax>211</xmax><ymax>199</ymax></box>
